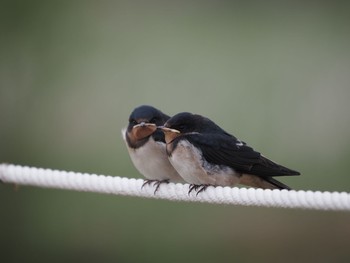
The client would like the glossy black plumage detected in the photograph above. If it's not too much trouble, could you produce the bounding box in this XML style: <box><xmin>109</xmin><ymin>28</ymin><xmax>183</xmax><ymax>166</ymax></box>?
<box><xmin>183</xmin><ymin>133</ymin><xmax>299</xmax><ymax>177</ymax></box>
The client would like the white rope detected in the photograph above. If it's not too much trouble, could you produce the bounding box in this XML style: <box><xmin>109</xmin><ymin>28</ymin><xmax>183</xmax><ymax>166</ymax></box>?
<box><xmin>1</xmin><ymin>163</ymin><xmax>349</xmax><ymax>211</ymax></box>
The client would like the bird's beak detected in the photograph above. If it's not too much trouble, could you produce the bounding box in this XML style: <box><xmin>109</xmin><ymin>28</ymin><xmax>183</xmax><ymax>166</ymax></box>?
<box><xmin>133</xmin><ymin>122</ymin><xmax>156</xmax><ymax>129</ymax></box>
<box><xmin>158</xmin><ymin>126</ymin><xmax>180</xmax><ymax>134</ymax></box>
<box><xmin>158</xmin><ymin>126</ymin><xmax>181</xmax><ymax>144</ymax></box>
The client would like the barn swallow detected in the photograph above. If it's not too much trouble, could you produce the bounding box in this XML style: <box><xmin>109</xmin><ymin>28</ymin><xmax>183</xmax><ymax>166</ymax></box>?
<box><xmin>160</xmin><ymin>112</ymin><xmax>300</xmax><ymax>194</ymax></box>
<box><xmin>122</xmin><ymin>105</ymin><xmax>184</xmax><ymax>193</ymax></box>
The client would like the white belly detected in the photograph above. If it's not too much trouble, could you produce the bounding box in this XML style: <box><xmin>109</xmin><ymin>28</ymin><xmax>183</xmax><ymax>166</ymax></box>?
<box><xmin>122</xmin><ymin>129</ymin><xmax>183</xmax><ymax>182</ymax></box>
<box><xmin>169</xmin><ymin>139</ymin><xmax>241</xmax><ymax>186</ymax></box>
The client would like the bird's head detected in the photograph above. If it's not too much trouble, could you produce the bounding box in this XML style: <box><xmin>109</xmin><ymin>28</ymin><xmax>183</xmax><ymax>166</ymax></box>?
<box><xmin>126</xmin><ymin>105</ymin><xmax>169</xmax><ymax>147</ymax></box>
<box><xmin>159</xmin><ymin>112</ymin><xmax>223</xmax><ymax>143</ymax></box>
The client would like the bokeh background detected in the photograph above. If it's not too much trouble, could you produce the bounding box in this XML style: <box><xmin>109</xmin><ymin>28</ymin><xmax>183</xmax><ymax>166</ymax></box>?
<box><xmin>1</xmin><ymin>1</ymin><xmax>350</xmax><ymax>262</ymax></box>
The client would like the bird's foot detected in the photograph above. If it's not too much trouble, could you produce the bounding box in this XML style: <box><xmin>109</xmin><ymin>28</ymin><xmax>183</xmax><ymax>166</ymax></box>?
<box><xmin>188</xmin><ymin>184</ymin><xmax>209</xmax><ymax>196</ymax></box>
<box><xmin>141</xmin><ymin>179</ymin><xmax>156</xmax><ymax>189</ymax></box>
<box><xmin>142</xmin><ymin>179</ymin><xmax>169</xmax><ymax>194</ymax></box>
<box><xmin>152</xmin><ymin>179</ymin><xmax>169</xmax><ymax>194</ymax></box>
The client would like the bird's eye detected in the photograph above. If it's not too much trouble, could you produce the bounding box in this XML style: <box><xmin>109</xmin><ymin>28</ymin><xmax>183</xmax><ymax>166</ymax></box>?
<box><xmin>178</xmin><ymin>124</ymin><xmax>186</xmax><ymax>130</ymax></box>
<box><xmin>129</xmin><ymin>119</ymin><xmax>138</xmax><ymax>125</ymax></box>
<box><xmin>150</xmin><ymin>117</ymin><xmax>158</xmax><ymax>123</ymax></box>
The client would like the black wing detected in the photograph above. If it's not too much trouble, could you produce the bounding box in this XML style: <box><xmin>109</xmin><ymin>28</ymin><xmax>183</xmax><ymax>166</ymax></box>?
<box><xmin>185</xmin><ymin>133</ymin><xmax>300</xmax><ymax>177</ymax></box>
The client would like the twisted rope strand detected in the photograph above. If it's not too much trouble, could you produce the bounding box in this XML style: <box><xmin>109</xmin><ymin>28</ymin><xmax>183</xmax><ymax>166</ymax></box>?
<box><xmin>1</xmin><ymin>164</ymin><xmax>349</xmax><ymax>211</ymax></box>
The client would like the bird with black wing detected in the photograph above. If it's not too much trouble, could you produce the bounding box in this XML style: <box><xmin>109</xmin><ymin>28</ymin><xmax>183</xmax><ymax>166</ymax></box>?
<box><xmin>160</xmin><ymin>112</ymin><xmax>300</xmax><ymax>194</ymax></box>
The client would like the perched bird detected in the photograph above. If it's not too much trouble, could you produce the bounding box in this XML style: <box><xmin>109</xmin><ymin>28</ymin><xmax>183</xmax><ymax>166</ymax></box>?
<box><xmin>122</xmin><ymin>105</ymin><xmax>184</xmax><ymax>193</ymax></box>
<box><xmin>160</xmin><ymin>112</ymin><xmax>300</xmax><ymax>194</ymax></box>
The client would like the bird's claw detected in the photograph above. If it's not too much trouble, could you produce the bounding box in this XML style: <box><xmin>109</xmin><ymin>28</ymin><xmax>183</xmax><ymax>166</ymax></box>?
<box><xmin>142</xmin><ymin>179</ymin><xmax>169</xmax><ymax>194</ymax></box>
<box><xmin>141</xmin><ymin>179</ymin><xmax>156</xmax><ymax>189</ymax></box>
<box><xmin>188</xmin><ymin>184</ymin><xmax>209</xmax><ymax>196</ymax></box>
<box><xmin>152</xmin><ymin>179</ymin><xmax>169</xmax><ymax>194</ymax></box>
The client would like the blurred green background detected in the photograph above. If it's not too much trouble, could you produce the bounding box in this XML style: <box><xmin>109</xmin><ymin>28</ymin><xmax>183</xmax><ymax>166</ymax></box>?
<box><xmin>1</xmin><ymin>1</ymin><xmax>350</xmax><ymax>262</ymax></box>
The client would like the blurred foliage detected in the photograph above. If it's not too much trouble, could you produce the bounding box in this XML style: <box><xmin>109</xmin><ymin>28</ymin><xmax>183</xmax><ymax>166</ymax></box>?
<box><xmin>1</xmin><ymin>1</ymin><xmax>350</xmax><ymax>262</ymax></box>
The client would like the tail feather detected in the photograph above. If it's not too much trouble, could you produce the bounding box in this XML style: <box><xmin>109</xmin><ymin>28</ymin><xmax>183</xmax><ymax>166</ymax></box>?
<box><xmin>263</xmin><ymin>176</ymin><xmax>292</xmax><ymax>190</ymax></box>
<box><xmin>250</xmin><ymin>156</ymin><xmax>300</xmax><ymax>177</ymax></box>
<box><xmin>240</xmin><ymin>174</ymin><xmax>292</xmax><ymax>190</ymax></box>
